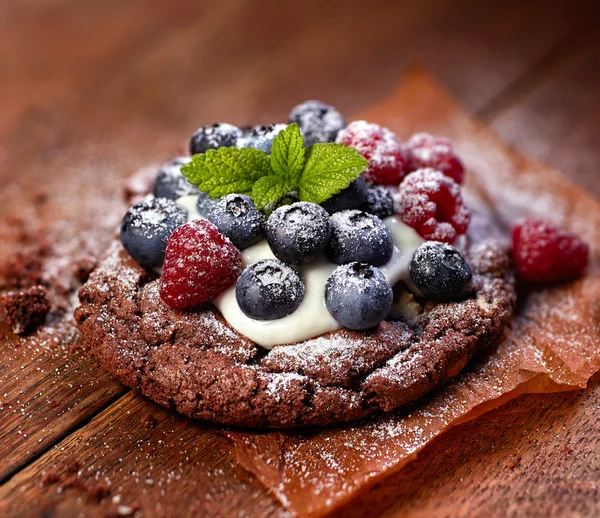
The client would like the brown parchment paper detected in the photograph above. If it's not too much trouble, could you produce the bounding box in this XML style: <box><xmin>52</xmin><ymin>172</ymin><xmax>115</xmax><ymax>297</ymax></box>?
<box><xmin>225</xmin><ymin>69</ymin><xmax>600</xmax><ymax>518</ymax></box>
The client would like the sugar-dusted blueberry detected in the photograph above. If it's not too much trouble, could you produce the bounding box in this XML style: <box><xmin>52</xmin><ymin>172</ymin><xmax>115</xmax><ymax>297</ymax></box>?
<box><xmin>410</xmin><ymin>241</ymin><xmax>472</xmax><ymax>302</ymax></box>
<box><xmin>196</xmin><ymin>191</ymin><xmax>217</xmax><ymax>218</ymax></box>
<box><xmin>120</xmin><ymin>197</ymin><xmax>188</xmax><ymax>269</ymax></box>
<box><xmin>326</xmin><ymin>210</ymin><xmax>393</xmax><ymax>266</ymax></box>
<box><xmin>361</xmin><ymin>184</ymin><xmax>394</xmax><ymax>220</ymax></box>
<box><xmin>237</xmin><ymin>124</ymin><xmax>287</xmax><ymax>154</ymax></box>
<box><xmin>320</xmin><ymin>174</ymin><xmax>368</xmax><ymax>215</ymax></box>
<box><xmin>288</xmin><ymin>100</ymin><xmax>346</xmax><ymax>146</ymax></box>
<box><xmin>189</xmin><ymin>123</ymin><xmax>242</xmax><ymax>155</ymax></box>
<box><xmin>266</xmin><ymin>202</ymin><xmax>331</xmax><ymax>264</ymax></box>
<box><xmin>236</xmin><ymin>259</ymin><xmax>305</xmax><ymax>320</ymax></box>
<box><xmin>206</xmin><ymin>194</ymin><xmax>265</xmax><ymax>250</ymax></box>
<box><xmin>153</xmin><ymin>156</ymin><xmax>196</xmax><ymax>200</ymax></box>
<box><xmin>325</xmin><ymin>262</ymin><xmax>393</xmax><ymax>330</ymax></box>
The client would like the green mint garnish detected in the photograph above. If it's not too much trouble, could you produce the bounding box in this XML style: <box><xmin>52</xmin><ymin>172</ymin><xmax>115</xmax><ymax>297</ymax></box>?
<box><xmin>298</xmin><ymin>142</ymin><xmax>368</xmax><ymax>205</ymax></box>
<box><xmin>181</xmin><ymin>123</ymin><xmax>368</xmax><ymax>211</ymax></box>
<box><xmin>181</xmin><ymin>147</ymin><xmax>272</xmax><ymax>198</ymax></box>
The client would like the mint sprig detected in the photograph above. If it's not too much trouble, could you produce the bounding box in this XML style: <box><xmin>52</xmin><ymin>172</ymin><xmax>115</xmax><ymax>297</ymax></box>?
<box><xmin>181</xmin><ymin>123</ymin><xmax>368</xmax><ymax>211</ymax></box>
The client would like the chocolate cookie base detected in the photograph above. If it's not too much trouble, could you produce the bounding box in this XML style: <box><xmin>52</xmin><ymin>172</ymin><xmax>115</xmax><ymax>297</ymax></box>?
<box><xmin>75</xmin><ymin>229</ymin><xmax>516</xmax><ymax>428</ymax></box>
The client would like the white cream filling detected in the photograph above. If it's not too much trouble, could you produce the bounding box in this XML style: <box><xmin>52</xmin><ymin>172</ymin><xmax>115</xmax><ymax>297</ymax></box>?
<box><xmin>176</xmin><ymin>194</ymin><xmax>424</xmax><ymax>349</ymax></box>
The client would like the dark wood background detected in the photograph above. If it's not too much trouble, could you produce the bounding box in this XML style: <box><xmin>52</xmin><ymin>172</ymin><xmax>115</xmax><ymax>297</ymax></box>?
<box><xmin>1</xmin><ymin>0</ymin><xmax>599</xmax><ymax>516</ymax></box>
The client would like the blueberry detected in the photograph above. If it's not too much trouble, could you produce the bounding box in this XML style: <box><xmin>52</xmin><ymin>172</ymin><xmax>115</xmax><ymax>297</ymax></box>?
<box><xmin>288</xmin><ymin>100</ymin><xmax>346</xmax><ymax>146</ymax></box>
<box><xmin>236</xmin><ymin>259</ymin><xmax>305</xmax><ymax>320</ymax></box>
<box><xmin>189</xmin><ymin>123</ymin><xmax>242</xmax><ymax>155</ymax></box>
<box><xmin>266</xmin><ymin>202</ymin><xmax>331</xmax><ymax>264</ymax></box>
<box><xmin>320</xmin><ymin>175</ymin><xmax>368</xmax><ymax>215</ymax></box>
<box><xmin>196</xmin><ymin>191</ymin><xmax>217</xmax><ymax>217</ymax></box>
<box><xmin>120</xmin><ymin>198</ymin><xmax>188</xmax><ymax>269</ymax></box>
<box><xmin>409</xmin><ymin>242</ymin><xmax>472</xmax><ymax>302</ymax></box>
<box><xmin>206</xmin><ymin>194</ymin><xmax>265</xmax><ymax>249</ymax></box>
<box><xmin>237</xmin><ymin>124</ymin><xmax>287</xmax><ymax>154</ymax></box>
<box><xmin>326</xmin><ymin>210</ymin><xmax>393</xmax><ymax>266</ymax></box>
<box><xmin>325</xmin><ymin>262</ymin><xmax>392</xmax><ymax>330</ymax></box>
<box><xmin>361</xmin><ymin>185</ymin><xmax>394</xmax><ymax>220</ymax></box>
<box><xmin>153</xmin><ymin>157</ymin><xmax>196</xmax><ymax>200</ymax></box>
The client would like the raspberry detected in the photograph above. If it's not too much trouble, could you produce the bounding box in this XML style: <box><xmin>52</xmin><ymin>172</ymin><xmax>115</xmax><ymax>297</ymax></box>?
<box><xmin>160</xmin><ymin>219</ymin><xmax>242</xmax><ymax>309</ymax></box>
<box><xmin>394</xmin><ymin>168</ymin><xmax>470</xmax><ymax>243</ymax></box>
<box><xmin>512</xmin><ymin>218</ymin><xmax>589</xmax><ymax>284</ymax></box>
<box><xmin>405</xmin><ymin>133</ymin><xmax>465</xmax><ymax>184</ymax></box>
<box><xmin>336</xmin><ymin>121</ymin><xmax>407</xmax><ymax>185</ymax></box>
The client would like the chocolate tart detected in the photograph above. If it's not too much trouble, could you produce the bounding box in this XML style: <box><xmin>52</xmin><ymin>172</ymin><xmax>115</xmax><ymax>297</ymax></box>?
<box><xmin>75</xmin><ymin>212</ymin><xmax>516</xmax><ymax>428</ymax></box>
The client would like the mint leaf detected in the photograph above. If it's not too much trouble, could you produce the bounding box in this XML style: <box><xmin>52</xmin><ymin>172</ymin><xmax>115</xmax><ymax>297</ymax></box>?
<box><xmin>251</xmin><ymin>174</ymin><xmax>297</xmax><ymax>211</ymax></box>
<box><xmin>181</xmin><ymin>147</ymin><xmax>272</xmax><ymax>198</ymax></box>
<box><xmin>270</xmin><ymin>123</ymin><xmax>305</xmax><ymax>180</ymax></box>
<box><xmin>297</xmin><ymin>143</ymin><xmax>368</xmax><ymax>204</ymax></box>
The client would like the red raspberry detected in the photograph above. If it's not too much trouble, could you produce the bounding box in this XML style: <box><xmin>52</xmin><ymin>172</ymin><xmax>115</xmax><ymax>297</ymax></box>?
<box><xmin>405</xmin><ymin>132</ymin><xmax>465</xmax><ymax>184</ymax></box>
<box><xmin>336</xmin><ymin>120</ymin><xmax>408</xmax><ymax>185</ymax></box>
<box><xmin>160</xmin><ymin>219</ymin><xmax>242</xmax><ymax>309</ymax></box>
<box><xmin>394</xmin><ymin>168</ymin><xmax>470</xmax><ymax>243</ymax></box>
<box><xmin>512</xmin><ymin>218</ymin><xmax>589</xmax><ymax>284</ymax></box>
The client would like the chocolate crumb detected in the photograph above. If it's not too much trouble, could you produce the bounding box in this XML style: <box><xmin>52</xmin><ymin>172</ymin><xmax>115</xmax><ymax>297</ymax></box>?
<box><xmin>88</xmin><ymin>482</ymin><xmax>111</xmax><ymax>502</ymax></box>
<box><xmin>48</xmin><ymin>400</ymin><xmax>60</xmax><ymax>408</ymax></box>
<box><xmin>141</xmin><ymin>413</ymin><xmax>157</xmax><ymax>430</ymax></box>
<box><xmin>508</xmin><ymin>454</ymin><xmax>522</xmax><ymax>470</ymax></box>
<box><xmin>42</xmin><ymin>470</ymin><xmax>60</xmax><ymax>484</ymax></box>
<box><xmin>0</xmin><ymin>285</ymin><xmax>50</xmax><ymax>334</ymax></box>
<box><xmin>66</xmin><ymin>460</ymin><xmax>80</xmax><ymax>473</ymax></box>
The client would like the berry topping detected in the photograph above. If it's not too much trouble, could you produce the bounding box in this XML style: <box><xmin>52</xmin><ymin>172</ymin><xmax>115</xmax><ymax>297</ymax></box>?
<box><xmin>236</xmin><ymin>259</ymin><xmax>305</xmax><ymax>320</ymax></box>
<box><xmin>189</xmin><ymin>123</ymin><xmax>242</xmax><ymax>155</ymax></box>
<box><xmin>405</xmin><ymin>132</ymin><xmax>465</xmax><ymax>184</ymax></box>
<box><xmin>320</xmin><ymin>174</ymin><xmax>368</xmax><ymax>215</ymax></box>
<box><xmin>206</xmin><ymin>194</ymin><xmax>265</xmax><ymax>250</ymax></box>
<box><xmin>288</xmin><ymin>100</ymin><xmax>346</xmax><ymax>146</ymax></box>
<box><xmin>394</xmin><ymin>168</ymin><xmax>470</xmax><ymax>243</ymax></box>
<box><xmin>160</xmin><ymin>219</ymin><xmax>242</xmax><ymax>309</ymax></box>
<box><xmin>410</xmin><ymin>241</ymin><xmax>472</xmax><ymax>302</ymax></box>
<box><xmin>325</xmin><ymin>262</ymin><xmax>393</xmax><ymax>330</ymax></box>
<box><xmin>361</xmin><ymin>184</ymin><xmax>394</xmax><ymax>220</ymax></box>
<box><xmin>237</xmin><ymin>124</ymin><xmax>287</xmax><ymax>154</ymax></box>
<box><xmin>512</xmin><ymin>218</ymin><xmax>589</xmax><ymax>284</ymax></box>
<box><xmin>266</xmin><ymin>202</ymin><xmax>331</xmax><ymax>264</ymax></box>
<box><xmin>326</xmin><ymin>210</ymin><xmax>393</xmax><ymax>266</ymax></box>
<box><xmin>120</xmin><ymin>198</ymin><xmax>188</xmax><ymax>269</ymax></box>
<box><xmin>335</xmin><ymin>121</ymin><xmax>408</xmax><ymax>185</ymax></box>
<box><xmin>153</xmin><ymin>157</ymin><xmax>196</xmax><ymax>200</ymax></box>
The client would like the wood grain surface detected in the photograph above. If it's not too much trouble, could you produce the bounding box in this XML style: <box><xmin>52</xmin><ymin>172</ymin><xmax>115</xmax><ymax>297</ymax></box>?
<box><xmin>0</xmin><ymin>0</ymin><xmax>599</xmax><ymax>516</ymax></box>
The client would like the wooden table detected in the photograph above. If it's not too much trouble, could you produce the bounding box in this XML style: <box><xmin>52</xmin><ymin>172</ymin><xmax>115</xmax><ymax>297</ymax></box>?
<box><xmin>1</xmin><ymin>1</ymin><xmax>599</xmax><ymax>516</ymax></box>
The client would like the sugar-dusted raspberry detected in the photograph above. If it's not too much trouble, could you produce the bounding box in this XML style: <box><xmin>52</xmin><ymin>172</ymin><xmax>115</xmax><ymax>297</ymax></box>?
<box><xmin>405</xmin><ymin>132</ymin><xmax>465</xmax><ymax>184</ymax></box>
<box><xmin>160</xmin><ymin>219</ymin><xmax>242</xmax><ymax>309</ymax></box>
<box><xmin>336</xmin><ymin>121</ymin><xmax>408</xmax><ymax>185</ymax></box>
<box><xmin>394</xmin><ymin>168</ymin><xmax>470</xmax><ymax>243</ymax></box>
<box><xmin>512</xmin><ymin>218</ymin><xmax>589</xmax><ymax>284</ymax></box>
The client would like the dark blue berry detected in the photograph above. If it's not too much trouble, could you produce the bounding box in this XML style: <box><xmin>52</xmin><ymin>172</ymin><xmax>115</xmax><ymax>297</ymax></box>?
<box><xmin>237</xmin><ymin>124</ymin><xmax>287</xmax><ymax>154</ymax></box>
<box><xmin>320</xmin><ymin>175</ymin><xmax>368</xmax><ymax>214</ymax></box>
<box><xmin>361</xmin><ymin>185</ymin><xmax>394</xmax><ymax>220</ymax></box>
<box><xmin>410</xmin><ymin>242</ymin><xmax>472</xmax><ymax>302</ymax></box>
<box><xmin>266</xmin><ymin>202</ymin><xmax>331</xmax><ymax>264</ymax></box>
<box><xmin>236</xmin><ymin>259</ymin><xmax>305</xmax><ymax>320</ymax></box>
<box><xmin>196</xmin><ymin>191</ymin><xmax>217</xmax><ymax>217</ymax></box>
<box><xmin>120</xmin><ymin>198</ymin><xmax>188</xmax><ymax>269</ymax></box>
<box><xmin>288</xmin><ymin>100</ymin><xmax>346</xmax><ymax>146</ymax></box>
<box><xmin>189</xmin><ymin>123</ymin><xmax>242</xmax><ymax>155</ymax></box>
<box><xmin>153</xmin><ymin>157</ymin><xmax>196</xmax><ymax>200</ymax></box>
<box><xmin>206</xmin><ymin>194</ymin><xmax>265</xmax><ymax>250</ymax></box>
<box><xmin>325</xmin><ymin>262</ymin><xmax>392</xmax><ymax>330</ymax></box>
<box><xmin>326</xmin><ymin>210</ymin><xmax>393</xmax><ymax>266</ymax></box>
